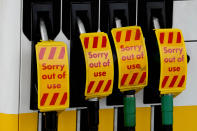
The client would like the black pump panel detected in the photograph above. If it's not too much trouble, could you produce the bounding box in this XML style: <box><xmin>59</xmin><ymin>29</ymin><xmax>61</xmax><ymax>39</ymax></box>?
<box><xmin>31</xmin><ymin>3</ymin><xmax>53</xmax><ymax>41</ymax></box>
<box><xmin>71</xmin><ymin>4</ymin><xmax>92</xmax><ymax>35</ymax></box>
<box><xmin>100</xmin><ymin>0</ymin><xmax>136</xmax><ymax>33</ymax></box>
<box><xmin>62</xmin><ymin>0</ymin><xmax>98</xmax><ymax>38</ymax></box>
<box><xmin>107</xmin><ymin>3</ymin><xmax>129</xmax><ymax>32</ymax></box>
<box><xmin>138</xmin><ymin>0</ymin><xmax>173</xmax><ymax>37</ymax></box>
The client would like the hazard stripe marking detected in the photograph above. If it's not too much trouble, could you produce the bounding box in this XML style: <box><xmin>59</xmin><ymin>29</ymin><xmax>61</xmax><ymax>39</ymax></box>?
<box><xmin>58</xmin><ymin>47</ymin><xmax>65</xmax><ymax>59</ymax></box>
<box><xmin>87</xmin><ymin>81</ymin><xmax>95</xmax><ymax>93</ymax></box>
<box><xmin>129</xmin><ymin>73</ymin><xmax>138</xmax><ymax>85</ymax></box>
<box><xmin>40</xmin><ymin>93</ymin><xmax>48</xmax><ymax>106</ymax></box>
<box><xmin>103</xmin><ymin>80</ymin><xmax>112</xmax><ymax>92</ymax></box>
<box><xmin>135</xmin><ymin>29</ymin><xmax>141</xmax><ymax>40</ymax></box>
<box><xmin>125</xmin><ymin>30</ymin><xmax>132</xmax><ymax>41</ymax></box>
<box><xmin>121</xmin><ymin>74</ymin><xmax>129</xmax><ymax>86</ymax></box>
<box><xmin>60</xmin><ymin>93</ymin><xmax>68</xmax><ymax>105</ymax></box>
<box><xmin>178</xmin><ymin>75</ymin><xmax>185</xmax><ymax>87</ymax></box>
<box><xmin>39</xmin><ymin>47</ymin><xmax>46</xmax><ymax>60</ymax></box>
<box><xmin>48</xmin><ymin>47</ymin><xmax>56</xmax><ymax>59</ymax></box>
<box><xmin>138</xmin><ymin>72</ymin><xmax>146</xmax><ymax>84</ymax></box>
<box><xmin>93</xmin><ymin>37</ymin><xmax>98</xmax><ymax>48</ymax></box>
<box><xmin>169</xmin><ymin>76</ymin><xmax>178</xmax><ymax>88</ymax></box>
<box><xmin>116</xmin><ymin>31</ymin><xmax>122</xmax><ymax>42</ymax></box>
<box><xmin>168</xmin><ymin>32</ymin><xmax>173</xmax><ymax>43</ymax></box>
<box><xmin>162</xmin><ymin>76</ymin><xmax>169</xmax><ymax>88</ymax></box>
<box><xmin>102</xmin><ymin>36</ymin><xmax>107</xmax><ymax>48</ymax></box>
<box><xmin>160</xmin><ymin>32</ymin><xmax>165</xmax><ymax>44</ymax></box>
<box><xmin>177</xmin><ymin>32</ymin><xmax>181</xmax><ymax>43</ymax></box>
<box><xmin>50</xmin><ymin>93</ymin><xmax>59</xmax><ymax>105</ymax></box>
<box><xmin>95</xmin><ymin>80</ymin><xmax>104</xmax><ymax>93</ymax></box>
<box><xmin>84</xmin><ymin>37</ymin><xmax>89</xmax><ymax>49</ymax></box>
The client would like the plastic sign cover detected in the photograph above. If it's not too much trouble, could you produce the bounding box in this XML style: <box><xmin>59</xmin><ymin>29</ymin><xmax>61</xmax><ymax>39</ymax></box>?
<box><xmin>36</xmin><ymin>41</ymin><xmax>69</xmax><ymax>112</ymax></box>
<box><xmin>80</xmin><ymin>32</ymin><xmax>114</xmax><ymax>99</ymax></box>
<box><xmin>155</xmin><ymin>29</ymin><xmax>187</xmax><ymax>95</ymax></box>
<box><xmin>111</xmin><ymin>26</ymin><xmax>148</xmax><ymax>92</ymax></box>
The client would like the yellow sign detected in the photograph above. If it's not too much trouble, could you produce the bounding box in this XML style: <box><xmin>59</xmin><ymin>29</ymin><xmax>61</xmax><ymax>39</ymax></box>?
<box><xmin>155</xmin><ymin>29</ymin><xmax>187</xmax><ymax>95</ymax></box>
<box><xmin>80</xmin><ymin>32</ymin><xmax>114</xmax><ymax>99</ymax></box>
<box><xmin>36</xmin><ymin>41</ymin><xmax>69</xmax><ymax>112</ymax></box>
<box><xmin>111</xmin><ymin>26</ymin><xmax>148</xmax><ymax>92</ymax></box>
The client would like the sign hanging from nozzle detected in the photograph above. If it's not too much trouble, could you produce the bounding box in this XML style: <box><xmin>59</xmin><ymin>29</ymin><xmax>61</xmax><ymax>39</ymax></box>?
<box><xmin>36</xmin><ymin>19</ymin><xmax>70</xmax><ymax>112</ymax></box>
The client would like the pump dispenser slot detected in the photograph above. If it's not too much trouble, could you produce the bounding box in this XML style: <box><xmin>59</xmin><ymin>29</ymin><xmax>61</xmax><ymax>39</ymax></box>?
<box><xmin>76</xmin><ymin>11</ymin><xmax>91</xmax><ymax>33</ymax></box>
<box><xmin>62</xmin><ymin>0</ymin><xmax>98</xmax><ymax>38</ymax></box>
<box><xmin>109</xmin><ymin>3</ymin><xmax>129</xmax><ymax>32</ymax></box>
<box><xmin>31</xmin><ymin>4</ymin><xmax>53</xmax><ymax>41</ymax></box>
<box><xmin>23</xmin><ymin>0</ymin><xmax>60</xmax><ymax>41</ymax></box>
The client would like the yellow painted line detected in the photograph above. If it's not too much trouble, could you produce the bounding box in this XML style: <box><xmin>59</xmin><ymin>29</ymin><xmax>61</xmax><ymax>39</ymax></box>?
<box><xmin>1</xmin><ymin>106</ymin><xmax>197</xmax><ymax>131</ymax></box>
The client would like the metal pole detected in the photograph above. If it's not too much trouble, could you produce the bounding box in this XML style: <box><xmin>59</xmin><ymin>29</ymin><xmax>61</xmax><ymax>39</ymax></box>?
<box><xmin>153</xmin><ymin>17</ymin><xmax>173</xmax><ymax>131</ymax></box>
<box><xmin>38</xmin><ymin>111</ymin><xmax>42</xmax><ymax>131</ymax></box>
<box><xmin>151</xmin><ymin>105</ymin><xmax>155</xmax><ymax>131</ymax></box>
<box><xmin>76</xmin><ymin>109</ymin><xmax>81</xmax><ymax>131</ymax></box>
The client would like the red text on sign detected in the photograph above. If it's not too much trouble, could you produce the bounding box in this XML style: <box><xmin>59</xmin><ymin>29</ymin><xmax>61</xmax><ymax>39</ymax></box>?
<box><xmin>120</xmin><ymin>45</ymin><xmax>142</xmax><ymax>52</ymax></box>
<box><xmin>164</xmin><ymin>57</ymin><xmax>175</xmax><ymax>63</ymax></box>
<box><xmin>42</xmin><ymin>73</ymin><xmax>56</xmax><ymax>79</ymax></box>
<box><xmin>168</xmin><ymin>67</ymin><xmax>180</xmax><ymax>72</ymax></box>
<box><xmin>42</xmin><ymin>63</ymin><xmax>65</xmax><ymax>71</ymax></box>
<box><xmin>164</xmin><ymin>55</ymin><xmax>184</xmax><ymax>63</ymax></box>
<box><xmin>122</xmin><ymin>52</ymin><xmax>144</xmax><ymax>61</ymax></box>
<box><xmin>47</xmin><ymin>84</ymin><xmax>61</xmax><ymax>89</ymax></box>
<box><xmin>88</xmin><ymin>52</ymin><xmax>108</xmax><ymax>59</ymax></box>
<box><xmin>127</xmin><ymin>64</ymin><xmax>141</xmax><ymax>70</ymax></box>
<box><xmin>89</xmin><ymin>59</ymin><xmax>110</xmax><ymax>68</ymax></box>
<box><xmin>41</xmin><ymin>72</ymin><xmax>66</xmax><ymax>80</ymax></box>
<box><xmin>163</xmin><ymin>47</ymin><xmax>183</xmax><ymax>55</ymax></box>
<box><xmin>94</xmin><ymin>71</ymin><xmax>106</xmax><ymax>77</ymax></box>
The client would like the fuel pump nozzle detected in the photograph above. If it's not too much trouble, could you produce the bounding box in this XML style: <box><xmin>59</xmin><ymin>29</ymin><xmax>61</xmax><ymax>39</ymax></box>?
<box><xmin>153</xmin><ymin>17</ymin><xmax>173</xmax><ymax>131</ymax></box>
<box><xmin>115</xmin><ymin>18</ymin><xmax>136</xmax><ymax>131</ymax></box>
<box><xmin>40</xmin><ymin>19</ymin><xmax>49</xmax><ymax>41</ymax></box>
<box><xmin>77</xmin><ymin>18</ymin><xmax>99</xmax><ymax>131</ymax></box>
<box><xmin>38</xmin><ymin>19</ymin><xmax>58</xmax><ymax>131</ymax></box>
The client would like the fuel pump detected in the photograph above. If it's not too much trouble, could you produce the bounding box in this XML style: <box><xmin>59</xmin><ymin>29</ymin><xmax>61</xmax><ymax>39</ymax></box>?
<box><xmin>23</xmin><ymin>1</ymin><xmax>69</xmax><ymax>130</ymax></box>
<box><xmin>138</xmin><ymin>1</ymin><xmax>188</xmax><ymax>130</ymax></box>
<box><xmin>62</xmin><ymin>0</ymin><xmax>104</xmax><ymax>130</ymax></box>
<box><xmin>77</xmin><ymin>18</ymin><xmax>114</xmax><ymax>131</ymax></box>
<box><xmin>100</xmin><ymin>0</ymin><xmax>147</xmax><ymax>130</ymax></box>
<box><xmin>35</xmin><ymin>20</ymin><xmax>70</xmax><ymax>131</ymax></box>
<box><xmin>154</xmin><ymin>25</ymin><xmax>187</xmax><ymax>131</ymax></box>
<box><xmin>110</xmin><ymin>19</ymin><xmax>148</xmax><ymax>130</ymax></box>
